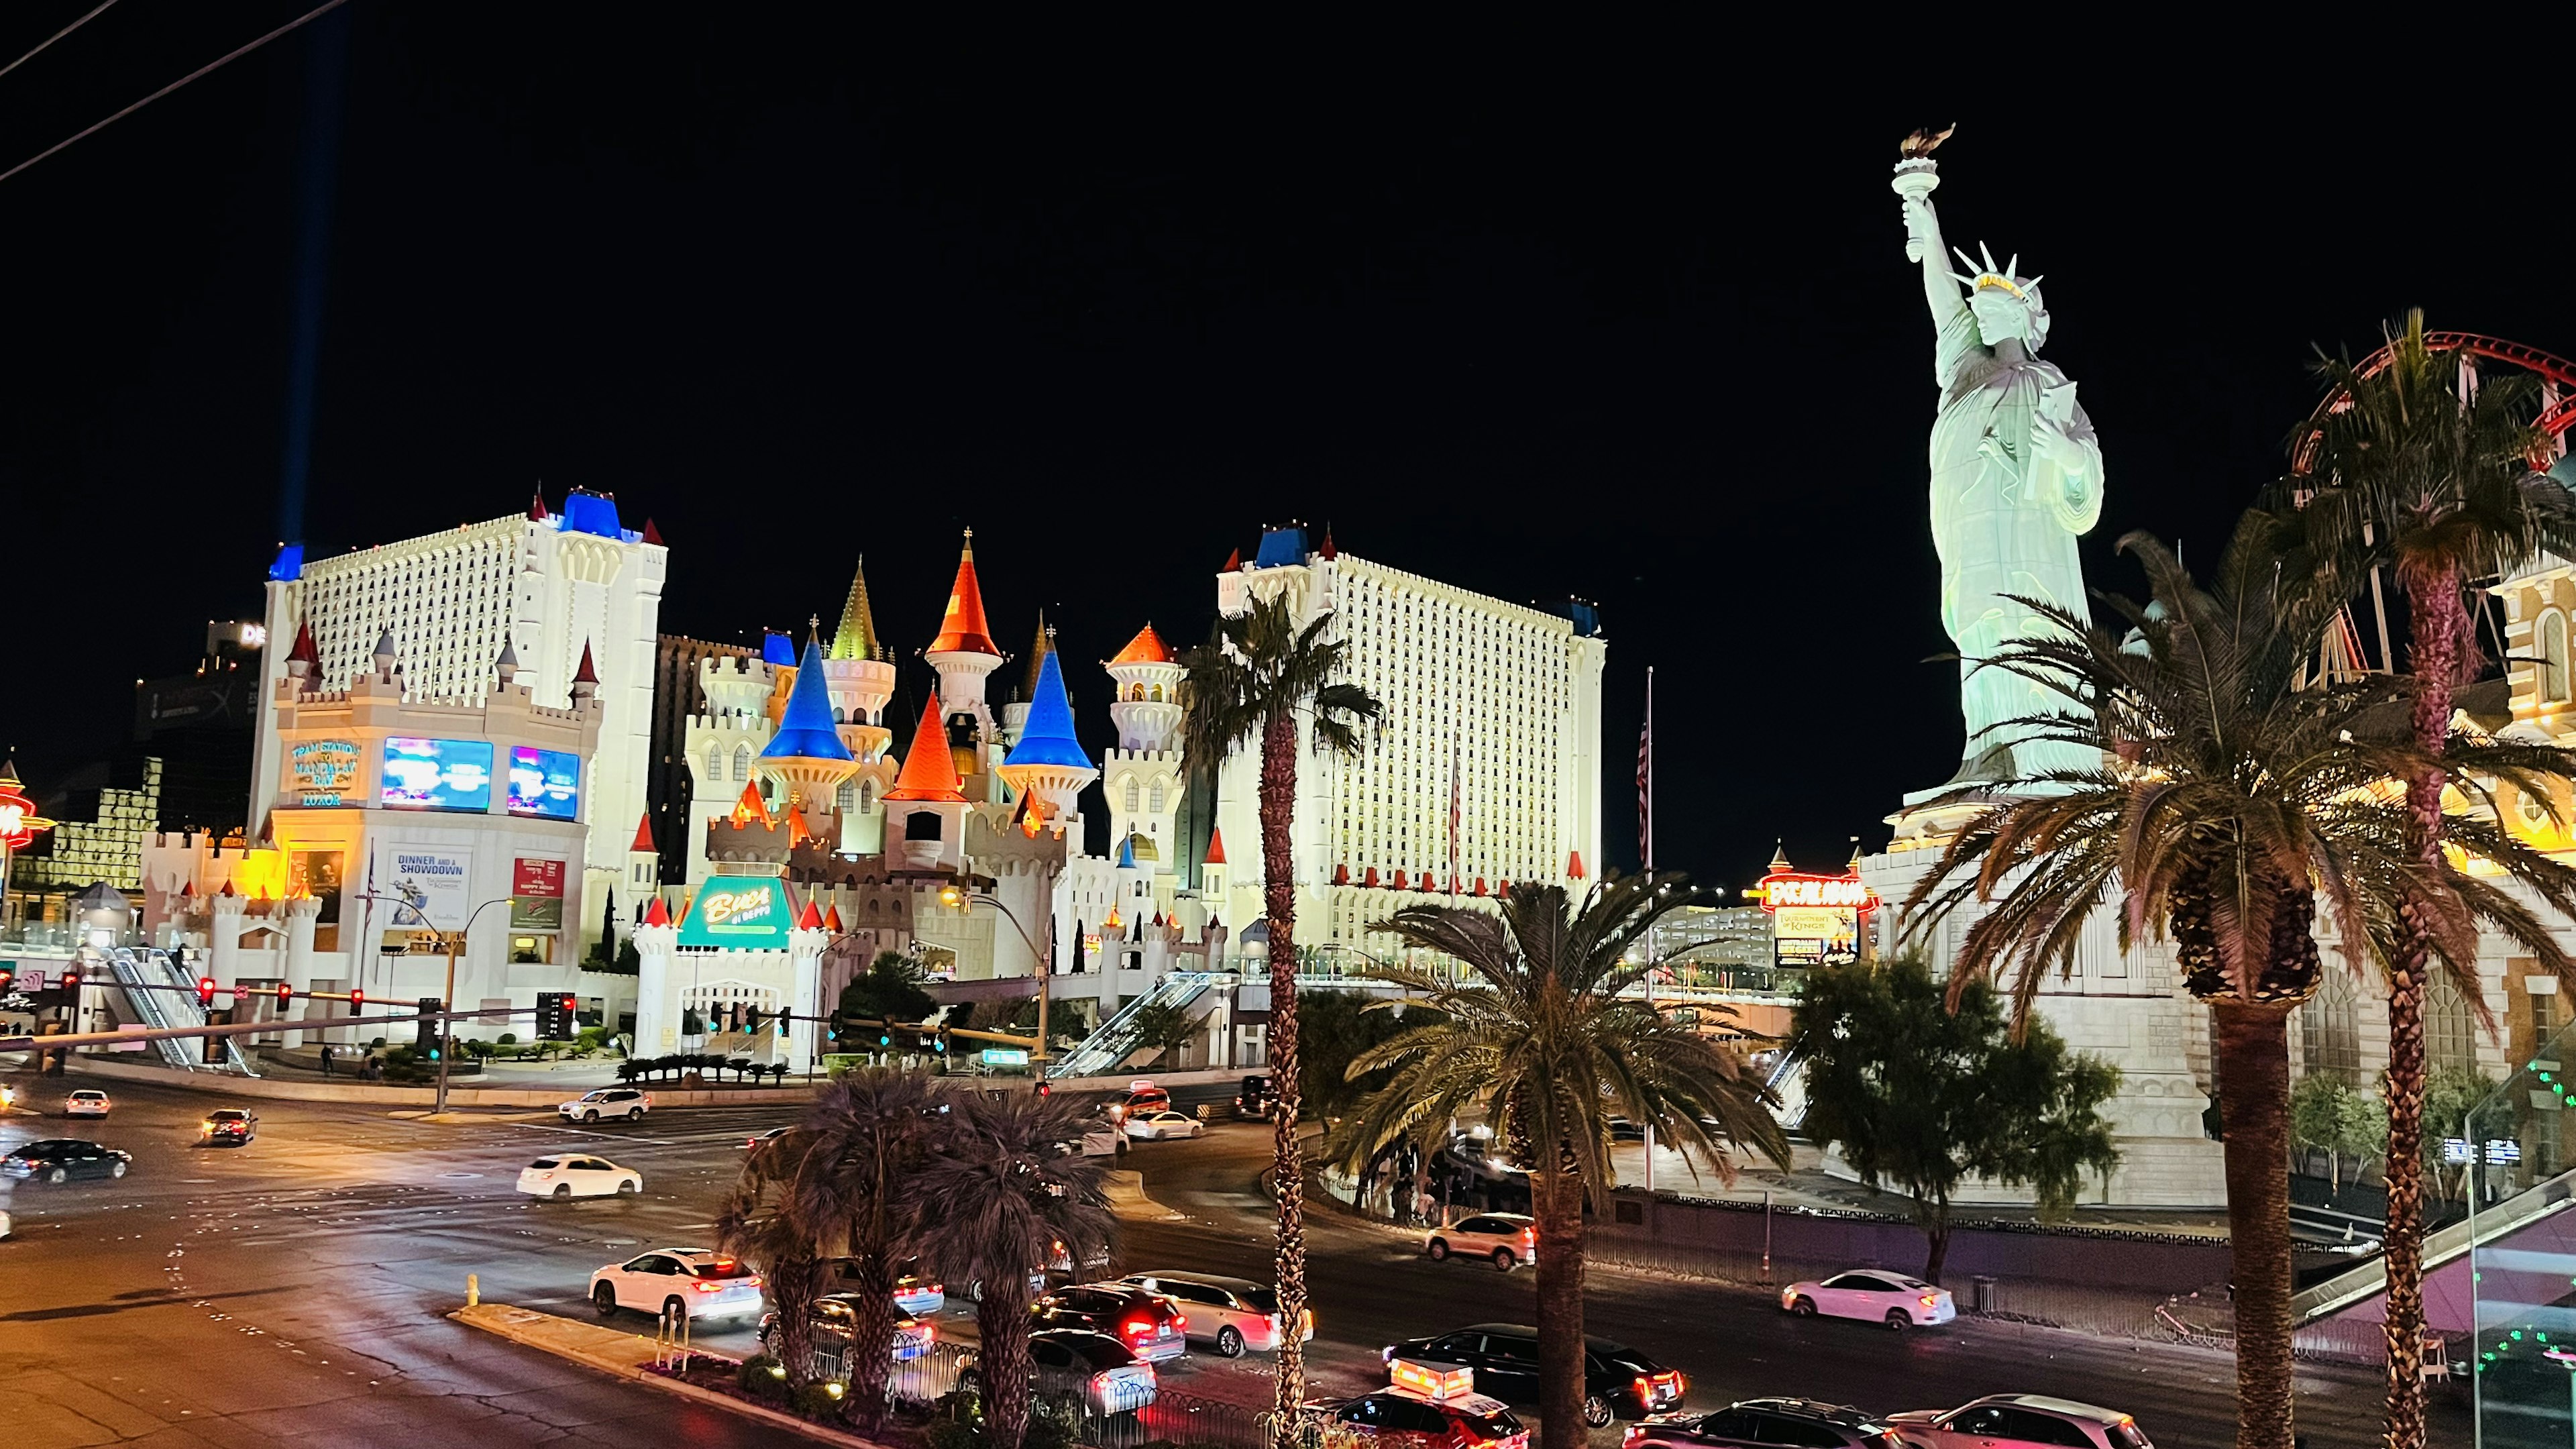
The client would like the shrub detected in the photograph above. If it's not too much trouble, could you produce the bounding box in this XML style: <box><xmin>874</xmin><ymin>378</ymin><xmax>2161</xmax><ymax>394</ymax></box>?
<box><xmin>788</xmin><ymin>1381</ymin><xmax>850</xmax><ymax>1419</ymax></box>
<box><xmin>367</xmin><ymin>1036</ymin><xmax>386</xmax><ymax>1049</ymax></box>
<box><xmin>925</xmin><ymin>1420</ymin><xmax>985</xmax><ymax>1449</ymax></box>
<box><xmin>497</xmin><ymin>1032</ymin><xmax>517</xmax><ymax>1046</ymax></box>
<box><xmin>736</xmin><ymin>1355</ymin><xmax>790</xmax><ymax>1401</ymax></box>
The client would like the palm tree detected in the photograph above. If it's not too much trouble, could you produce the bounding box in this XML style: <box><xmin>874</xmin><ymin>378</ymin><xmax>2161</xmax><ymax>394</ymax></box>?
<box><xmin>1905</xmin><ymin>519</ymin><xmax>2576</xmax><ymax>1449</ymax></box>
<box><xmin>1178</xmin><ymin>588</ymin><xmax>1381</xmax><ymax>1438</ymax></box>
<box><xmin>2286</xmin><ymin>312</ymin><xmax>2576</xmax><ymax>1444</ymax></box>
<box><xmin>1332</xmin><ymin>873</ymin><xmax>1786</xmax><ymax>1449</ymax></box>
<box><xmin>715</xmin><ymin>1125</ymin><xmax>832</xmax><ymax>1389</ymax></box>
<box><xmin>796</xmin><ymin>1068</ymin><xmax>941</xmax><ymax>1431</ymax></box>
<box><xmin>914</xmin><ymin>1089</ymin><xmax>1116</xmax><ymax>1449</ymax></box>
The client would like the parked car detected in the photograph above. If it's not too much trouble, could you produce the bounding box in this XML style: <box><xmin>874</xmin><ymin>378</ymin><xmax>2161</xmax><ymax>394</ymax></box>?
<box><xmin>517</xmin><ymin>1154</ymin><xmax>643</xmax><ymax>1199</ymax></box>
<box><xmin>0</xmin><ymin>1139</ymin><xmax>130</xmax><ymax>1183</ymax></box>
<box><xmin>820</xmin><ymin>1256</ymin><xmax>947</xmax><ymax>1316</ymax></box>
<box><xmin>1320</xmin><ymin>1360</ymin><xmax>1529</xmax><ymax>1449</ymax></box>
<box><xmin>1383</xmin><ymin>1324</ymin><xmax>1684</xmax><ymax>1427</ymax></box>
<box><xmin>743</xmin><ymin>1127</ymin><xmax>791</xmax><ymax>1152</ymax></box>
<box><xmin>1625</xmin><ymin>1399</ymin><xmax>1904</xmax><ymax>1449</ymax></box>
<box><xmin>559</xmin><ymin>1087</ymin><xmax>651</xmax><ymax>1122</ymax></box>
<box><xmin>64</xmin><ymin>1089</ymin><xmax>111</xmax><ymax>1118</ymax></box>
<box><xmin>1437</xmin><ymin>1132</ymin><xmax>1529</xmax><ymax>1185</ymax></box>
<box><xmin>1886</xmin><ymin>1396</ymin><xmax>2153</xmax><ymax>1449</ymax></box>
<box><xmin>1122</xmin><ymin>1109</ymin><xmax>1205</xmax><ymax>1142</ymax></box>
<box><xmin>1778</xmin><ymin>1271</ymin><xmax>1957</xmax><ymax>1330</ymax></box>
<box><xmin>1426</xmin><ymin>1213</ymin><xmax>1538</xmax><ymax>1271</ymax></box>
<box><xmin>757</xmin><ymin>1293</ymin><xmax>935</xmax><ymax>1362</ymax></box>
<box><xmin>1118</xmin><ymin>1271</ymin><xmax>1311</xmax><ymax>1358</ymax></box>
<box><xmin>197</xmin><ymin>1109</ymin><xmax>258</xmax><ymax>1146</ymax></box>
<box><xmin>588</xmin><ymin>1247</ymin><xmax>763</xmax><ymax>1321</ymax></box>
<box><xmin>960</xmin><ymin>1328</ymin><xmax>1158</xmax><ymax>1415</ymax></box>
<box><xmin>1032</xmin><ymin>1282</ymin><xmax>1189</xmax><ymax>1363</ymax></box>
<box><xmin>1234</xmin><ymin>1075</ymin><xmax>1277</xmax><ymax>1119</ymax></box>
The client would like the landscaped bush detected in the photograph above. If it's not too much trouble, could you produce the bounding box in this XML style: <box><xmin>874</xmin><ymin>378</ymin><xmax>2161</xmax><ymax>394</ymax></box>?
<box><xmin>788</xmin><ymin>1381</ymin><xmax>849</xmax><ymax>1419</ymax></box>
<box><xmin>735</xmin><ymin>1354</ymin><xmax>790</xmax><ymax>1401</ymax></box>
<box><xmin>497</xmin><ymin>1032</ymin><xmax>517</xmax><ymax>1045</ymax></box>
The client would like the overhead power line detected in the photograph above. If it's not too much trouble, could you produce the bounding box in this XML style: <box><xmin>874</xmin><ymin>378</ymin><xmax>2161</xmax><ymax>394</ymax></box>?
<box><xmin>0</xmin><ymin>0</ymin><xmax>349</xmax><ymax>191</ymax></box>
<box><xmin>0</xmin><ymin>0</ymin><xmax>120</xmax><ymax>86</ymax></box>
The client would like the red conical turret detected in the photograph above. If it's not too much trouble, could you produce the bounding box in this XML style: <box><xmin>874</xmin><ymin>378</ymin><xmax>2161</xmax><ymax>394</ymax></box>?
<box><xmin>884</xmin><ymin>696</ymin><xmax>968</xmax><ymax>803</ymax></box>
<box><xmin>631</xmin><ymin>812</ymin><xmax>655</xmax><ymax>853</ymax></box>
<box><xmin>926</xmin><ymin>531</ymin><xmax>1001</xmax><ymax>657</ymax></box>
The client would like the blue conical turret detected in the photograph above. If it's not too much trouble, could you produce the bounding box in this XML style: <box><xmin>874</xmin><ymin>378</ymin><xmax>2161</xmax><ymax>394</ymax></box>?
<box><xmin>762</xmin><ymin>637</ymin><xmax>854</xmax><ymax>761</ymax></box>
<box><xmin>1003</xmin><ymin>649</ymin><xmax>1089</xmax><ymax>769</ymax></box>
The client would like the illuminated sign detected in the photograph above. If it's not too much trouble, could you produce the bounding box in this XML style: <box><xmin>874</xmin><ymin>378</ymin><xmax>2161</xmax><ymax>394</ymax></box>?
<box><xmin>512</xmin><ymin>857</ymin><xmax>568</xmax><ymax>930</ymax></box>
<box><xmin>380</xmin><ymin>738</ymin><xmax>494</xmax><ymax>812</ymax></box>
<box><xmin>980</xmin><ymin>1048</ymin><xmax>1030</xmax><ymax>1067</ymax></box>
<box><xmin>288</xmin><ymin>739</ymin><xmax>362</xmax><ymax>806</ymax></box>
<box><xmin>506</xmin><ymin>746</ymin><xmax>582</xmax><ymax>820</ymax></box>
<box><xmin>1759</xmin><ymin>869</ymin><xmax>1874</xmax><ymax>969</ymax></box>
<box><xmin>1758</xmin><ymin>874</ymin><xmax>1878</xmax><ymax>913</ymax></box>
<box><xmin>372</xmin><ymin>843</ymin><xmax>473</xmax><ymax>930</ymax></box>
<box><xmin>1387</xmin><ymin>1358</ymin><xmax>1477</xmax><ymax>1403</ymax></box>
<box><xmin>677</xmin><ymin>878</ymin><xmax>795</xmax><ymax>949</ymax></box>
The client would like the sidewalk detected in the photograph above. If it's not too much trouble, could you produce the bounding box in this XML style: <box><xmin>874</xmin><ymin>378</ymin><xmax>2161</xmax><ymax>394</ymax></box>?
<box><xmin>63</xmin><ymin>1053</ymin><xmax>827</xmax><ymax>1109</ymax></box>
<box><xmin>453</xmin><ymin>1301</ymin><xmax>879</xmax><ymax>1447</ymax></box>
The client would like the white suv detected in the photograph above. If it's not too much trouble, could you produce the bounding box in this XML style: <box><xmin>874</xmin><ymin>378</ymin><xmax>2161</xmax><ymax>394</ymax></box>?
<box><xmin>559</xmin><ymin>1087</ymin><xmax>649</xmax><ymax>1122</ymax></box>
<box><xmin>588</xmin><ymin>1247</ymin><xmax>763</xmax><ymax>1321</ymax></box>
<box><xmin>1120</xmin><ymin>1272</ymin><xmax>1312</xmax><ymax>1358</ymax></box>
<box><xmin>1426</xmin><ymin>1212</ymin><xmax>1537</xmax><ymax>1271</ymax></box>
<box><xmin>1888</xmin><ymin>1396</ymin><xmax>2153</xmax><ymax>1449</ymax></box>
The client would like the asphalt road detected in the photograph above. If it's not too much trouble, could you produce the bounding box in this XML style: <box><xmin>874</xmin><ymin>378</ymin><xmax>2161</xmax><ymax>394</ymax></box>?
<box><xmin>0</xmin><ymin>1074</ymin><xmax>2430</xmax><ymax>1448</ymax></box>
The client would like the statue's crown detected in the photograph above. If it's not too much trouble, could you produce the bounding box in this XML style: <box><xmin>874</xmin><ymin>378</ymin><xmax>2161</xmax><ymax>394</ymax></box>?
<box><xmin>1948</xmin><ymin>242</ymin><xmax>2041</xmax><ymax>301</ymax></box>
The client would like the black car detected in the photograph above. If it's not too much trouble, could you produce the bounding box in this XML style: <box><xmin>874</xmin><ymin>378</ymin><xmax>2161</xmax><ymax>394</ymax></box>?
<box><xmin>1626</xmin><ymin>1398</ymin><xmax>1902</xmax><ymax>1449</ymax></box>
<box><xmin>1031</xmin><ymin>1282</ymin><xmax>1188</xmax><ymax>1362</ymax></box>
<box><xmin>1</xmin><ymin>1138</ymin><xmax>131</xmax><ymax>1182</ymax></box>
<box><xmin>1384</xmin><ymin>1324</ymin><xmax>1684</xmax><ymax>1428</ymax></box>
<box><xmin>1235</xmin><ymin>1075</ymin><xmax>1277</xmax><ymax>1119</ymax></box>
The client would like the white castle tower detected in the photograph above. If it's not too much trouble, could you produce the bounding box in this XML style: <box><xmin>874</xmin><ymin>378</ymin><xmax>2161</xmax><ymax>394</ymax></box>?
<box><xmin>683</xmin><ymin>652</ymin><xmax>776</xmax><ymax>883</ymax></box>
<box><xmin>1102</xmin><ymin>623</ymin><xmax>1184</xmax><ymax>863</ymax></box>
<box><xmin>819</xmin><ymin>561</ymin><xmax>899</xmax><ymax>855</ymax></box>
<box><xmin>922</xmin><ymin>531</ymin><xmax>1005</xmax><ymax>739</ymax></box>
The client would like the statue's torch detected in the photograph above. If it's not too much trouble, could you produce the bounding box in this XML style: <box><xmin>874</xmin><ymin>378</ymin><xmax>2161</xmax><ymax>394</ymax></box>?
<box><xmin>1892</xmin><ymin>154</ymin><xmax>1940</xmax><ymax>262</ymax></box>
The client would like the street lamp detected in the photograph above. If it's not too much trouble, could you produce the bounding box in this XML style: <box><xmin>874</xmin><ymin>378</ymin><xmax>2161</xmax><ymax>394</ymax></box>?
<box><xmin>355</xmin><ymin>889</ymin><xmax>514</xmax><ymax>1115</ymax></box>
<box><xmin>937</xmin><ymin>879</ymin><xmax>1053</xmax><ymax>1064</ymax></box>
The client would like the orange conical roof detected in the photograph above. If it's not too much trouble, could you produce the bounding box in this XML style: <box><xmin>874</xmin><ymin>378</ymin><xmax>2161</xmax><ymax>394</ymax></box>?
<box><xmin>1110</xmin><ymin>623</ymin><xmax>1173</xmax><ymax>666</ymax></box>
<box><xmin>729</xmin><ymin>782</ymin><xmax>773</xmax><ymax>827</ymax></box>
<box><xmin>884</xmin><ymin>696</ymin><xmax>969</xmax><ymax>802</ymax></box>
<box><xmin>631</xmin><ymin>812</ymin><xmax>656</xmax><ymax>853</ymax></box>
<box><xmin>1204</xmin><ymin>826</ymin><xmax>1227</xmax><ymax>867</ymax></box>
<box><xmin>824</xmin><ymin>904</ymin><xmax>844</xmax><ymax>932</ymax></box>
<box><xmin>926</xmin><ymin>531</ymin><xmax>1001</xmax><ymax>656</ymax></box>
<box><xmin>643</xmin><ymin>894</ymin><xmax>671</xmax><ymax>927</ymax></box>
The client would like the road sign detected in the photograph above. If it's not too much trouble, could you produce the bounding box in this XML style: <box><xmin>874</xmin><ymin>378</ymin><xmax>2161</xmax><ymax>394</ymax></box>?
<box><xmin>980</xmin><ymin>1048</ymin><xmax>1030</xmax><ymax>1067</ymax></box>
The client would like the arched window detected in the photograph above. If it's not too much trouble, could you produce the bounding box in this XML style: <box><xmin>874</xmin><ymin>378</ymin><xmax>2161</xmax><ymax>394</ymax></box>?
<box><xmin>859</xmin><ymin>780</ymin><xmax>875</xmax><ymax>811</ymax></box>
<box><xmin>2428</xmin><ymin>972</ymin><xmax>2478</xmax><ymax>1075</ymax></box>
<box><xmin>1124</xmin><ymin>780</ymin><xmax>1140</xmax><ymax>813</ymax></box>
<box><xmin>1148</xmin><ymin>684</ymin><xmax>1163</xmax><ymax>702</ymax></box>
<box><xmin>2543</xmin><ymin>610</ymin><xmax>2570</xmax><ymax>704</ymax></box>
<box><xmin>1148</xmin><ymin>783</ymin><xmax>1165</xmax><ymax>814</ymax></box>
<box><xmin>2301</xmin><ymin>971</ymin><xmax>2362</xmax><ymax>1085</ymax></box>
<box><xmin>733</xmin><ymin>745</ymin><xmax>752</xmax><ymax>783</ymax></box>
<box><xmin>703</xmin><ymin>743</ymin><xmax>722</xmax><ymax>782</ymax></box>
<box><xmin>836</xmin><ymin>782</ymin><xmax>857</xmax><ymax>814</ymax></box>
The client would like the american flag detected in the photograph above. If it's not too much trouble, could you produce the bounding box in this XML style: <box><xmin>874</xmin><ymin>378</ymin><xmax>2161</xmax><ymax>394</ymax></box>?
<box><xmin>1638</xmin><ymin>667</ymin><xmax>1654</xmax><ymax>871</ymax></box>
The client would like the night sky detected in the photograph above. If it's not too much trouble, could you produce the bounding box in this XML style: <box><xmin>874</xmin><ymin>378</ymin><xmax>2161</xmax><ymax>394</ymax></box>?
<box><xmin>8</xmin><ymin>7</ymin><xmax>2572</xmax><ymax>890</ymax></box>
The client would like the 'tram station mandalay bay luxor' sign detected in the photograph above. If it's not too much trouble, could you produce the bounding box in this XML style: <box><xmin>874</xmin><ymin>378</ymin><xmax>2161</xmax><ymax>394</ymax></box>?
<box><xmin>676</xmin><ymin>877</ymin><xmax>797</xmax><ymax>949</ymax></box>
<box><xmin>288</xmin><ymin>739</ymin><xmax>362</xmax><ymax>806</ymax></box>
<box><xmin>1757</xmin><ymin>867</ymin><xmax>1878</xmax><ymax>969</ymax></box>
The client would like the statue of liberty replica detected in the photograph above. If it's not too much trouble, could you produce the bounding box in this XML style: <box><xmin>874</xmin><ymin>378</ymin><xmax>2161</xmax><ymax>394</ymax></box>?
<box><xmin>1892</xmin><ymin>129</ymin><xmax>2107</xmax><ymax>790</ymax></box>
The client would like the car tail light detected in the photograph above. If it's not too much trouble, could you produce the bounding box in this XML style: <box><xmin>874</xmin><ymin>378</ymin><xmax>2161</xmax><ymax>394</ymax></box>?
<box><xmin>694</xmin><ymin>1281</ymin><xmax>722</xmax><ymax>1293</ymax></box>
<box><xmin>1633</xmin><ymin>1375</ymin><xmax>1651</xmax><ymax>1405</ymax></box>
<box><xmin>1623</xmin><ymin>1430</ymin><xmax>1646</xmax><ymax>1449</ymax></box>
<box><xmin>1919</xmin><ymin>1293</ymin><xmax>1937</xmax><ymax>1308</ymax></box>
<box><xmin>1123</xmin><ymin>1317</ymin><xmax>1152</xmax><ymax>1337</ymax></box>
<box><xmin>1171</xmin><ymin>1313</ymin><xmax>1187</xmax><ymax>1331</ymax></box>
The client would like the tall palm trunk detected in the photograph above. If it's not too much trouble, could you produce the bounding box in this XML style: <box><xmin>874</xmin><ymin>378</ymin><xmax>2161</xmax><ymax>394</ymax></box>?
<box><xmin>2385</xmin><ymin>568</ymin><xmax>2466</xmax><ymax>1449</ymax></box>
<box><xmin>2214</xmin><ymin>1002</ymin><xmax>2298</xmax><ymax>1449</ymax></box>
<box><xmin>1260</xmin><ymin>708</ymin><xmax>1307</xmax><ymax>1448</ymax></box>
<box><xmin>978</xmin><ymin>1288</ymin><xmax>1034</xmax><ymax>1449</ymax></box>
<box><xmin>845</xmin><ymin>1250</ymin><xmax>896</xmax><ymax>1430</ymax></box>
<box><xmin>1529</xmin><ymin>1161</ymin><xmax>1588</xmax><ymax>1449</ymax></box>
<box><xmin>769</xmin><ymin>1256</ymin><xmax>824</xmax><ymax>1388</ymax></box>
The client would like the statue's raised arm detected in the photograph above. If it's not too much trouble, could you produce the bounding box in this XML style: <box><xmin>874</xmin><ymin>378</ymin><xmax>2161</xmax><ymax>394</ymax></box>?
<box><xmin>1892</xmin><ymin>136</ymin><xmax>1964</xmax><ymax>330</ymax></box>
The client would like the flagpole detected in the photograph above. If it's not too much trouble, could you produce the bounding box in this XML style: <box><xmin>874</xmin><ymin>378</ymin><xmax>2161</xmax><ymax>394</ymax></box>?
<box><xmin>1642</xmin><ymin>665</ymin><xmax>1655</xmax><ymax>1195</ymax></box>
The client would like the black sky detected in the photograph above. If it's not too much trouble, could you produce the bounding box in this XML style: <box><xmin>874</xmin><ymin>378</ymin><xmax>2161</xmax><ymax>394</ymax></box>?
<box><xmin>3</xmin><ymin>9</ymin><xmax>2566</xmax><ymax>891</ymax></box>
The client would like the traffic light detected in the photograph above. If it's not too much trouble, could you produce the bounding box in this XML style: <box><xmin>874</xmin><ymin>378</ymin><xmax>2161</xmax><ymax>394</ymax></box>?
<box><xmin>535</xmin><ymin>992</ymin><xmax>575</xmax><ymax>1040</ymax></box>
<box><xmin>745</xmin><ymin>1005</ymin><xmax>765</xmax><ymax>1034</ymax></box>
<box><xmin>415</xmin><ymin>997</ymin><xmax>441</xmax><ymax>1053</ymax></box>
<box><xmin>197</xmin><ymin>977</ymin><xmax>215</xmax><ymax>1008</ymax></box>
<box><xmin>202</xmin><ymin>1010</ymin><xmax>229</xmax><ymax>1064</ymax></box>
<box><xmin>1035</xmin><ymin>1081</ymin><xmax>1051</xmax><ymax>1097</ymax></box>
<box><xmin>349</xmin><ymin>988</ymin><xmax>363</xmax><ymax>1012</ymax></box>
<box><xmin>59</xmin><ymin>969</ymin><xmax>76</xmax><ymax>991</ymax></box>
<box><xmin>275</xmin><ymin>980</ymin><xmax>294</xmax><ymax>1008</ymax></box>
<box><xmin>0</xmin><ymin>967</ymin><xmax>15</xmax><ymax>996</ymax></box>
<box><xmin>931</xmin><ymin>1029</ymin><xmax>948</xmax><ymax>1055</ymax></box>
